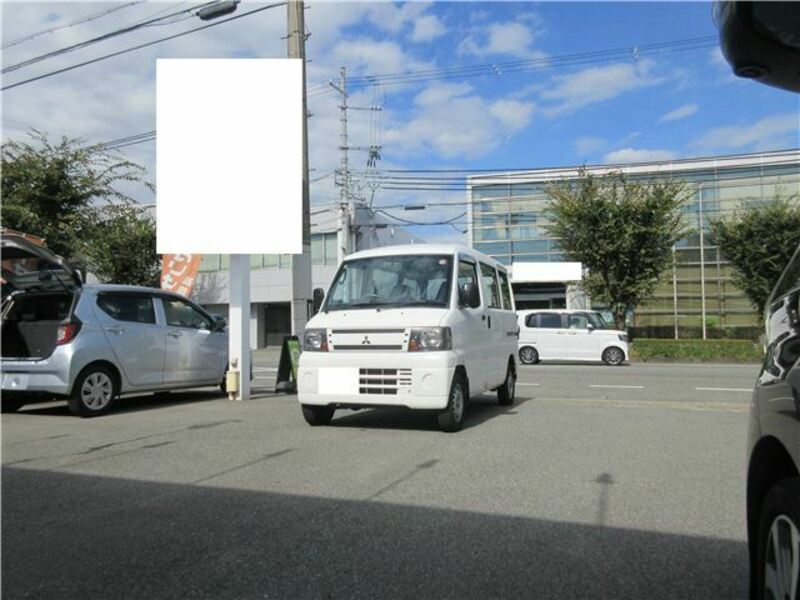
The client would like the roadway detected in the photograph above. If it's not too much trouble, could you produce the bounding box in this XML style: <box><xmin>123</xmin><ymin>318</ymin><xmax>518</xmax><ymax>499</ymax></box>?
<box><xmin>2</xmin><ymin>353</ymin><xmax>761</xmax><ymax>599</ymax></box>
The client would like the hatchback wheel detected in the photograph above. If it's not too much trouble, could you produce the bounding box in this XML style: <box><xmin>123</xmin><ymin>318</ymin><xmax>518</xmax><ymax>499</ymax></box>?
<box><xmin>519</xmin><ymin>346</ymin><xmax>539</xmax><ymax>365</ymax></box>
<box><xmin>756</xmin><ymin>478</ymin><xmax>800</xmax><ymax>600</ymax></box>
<box><xmin>69</xmin><ymin>365</ymin><xmax>118</xmax><ymax>417</ymax></box>
<box><xmin>602</xmin><ymin>346</ymin><xmax>625</xmax><ymax>366</ymax></box>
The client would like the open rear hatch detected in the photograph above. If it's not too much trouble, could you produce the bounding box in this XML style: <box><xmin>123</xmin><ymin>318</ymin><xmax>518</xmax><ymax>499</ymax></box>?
<box><xmin>1</xmin><ymin>233</ymin><xmax>82</xmax><ymax>299</ymax></box>
<box><xmin>1</xmin><ymin>233</ymin><xmax>82</xmax><ymax>359</ymax></box>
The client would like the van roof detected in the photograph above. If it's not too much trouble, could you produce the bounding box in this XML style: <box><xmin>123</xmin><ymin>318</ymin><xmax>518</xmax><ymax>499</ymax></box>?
<box><xmin>344</xmin><ymin>244</ymin><xmax>507</xmax><ymax>269</ymax></box>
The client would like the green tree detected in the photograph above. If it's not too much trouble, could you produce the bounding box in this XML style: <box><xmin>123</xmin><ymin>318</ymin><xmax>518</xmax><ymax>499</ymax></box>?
<box><xmin>1</xmin><ymin>130</ymin><xmax>149</xmax><ymax>263</ymax></box>
<box><xmin>84</xmin><ymin>203</ymin><xmax>160</xmax><ymax>287</ymax></box>
<box><xmin>712</xmin><ymin>196</ymin><xmax>800</xmax><ymax>316</ymax></box>
<box><xmin>544</xmin><ymin>171</ymin><xmax>690</xmax><ymax>330</ymax></box>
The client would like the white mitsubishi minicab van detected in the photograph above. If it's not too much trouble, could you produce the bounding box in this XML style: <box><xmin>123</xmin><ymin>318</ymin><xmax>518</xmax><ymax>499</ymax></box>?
<box><xmin>297</xmin><ymin>244</ymin><xmax>519</xmax><ymax>432</ymax></box>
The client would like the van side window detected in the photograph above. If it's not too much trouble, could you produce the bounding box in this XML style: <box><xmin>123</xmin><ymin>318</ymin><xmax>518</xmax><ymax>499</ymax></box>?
<box><xmin>498</xmin><ymin>270</ymin><xmax>513</xmax><ymax>310</ymax></box>
<box><xmin>525</xmin><ymin>313</ymin><xmax>539</xmax><ymax>328</ymax></box>
<box><xmin>97</xmin><ymin>293</ymin><xmax>156</xmax><ymax>324</ymax></box>
<box><xmin>479</xmin><ymin>263</ymin><xmax>501</xmax><ymax>309</ymax></box>
<box><xmin>458</xmin><ymin>260</ymin><xmax>480</xmax><ymax>306</ymax></box>
<box><xmin>539</xmin><ymin>313</ymin><xmax>563</xmax><ymax>328</ymax></box>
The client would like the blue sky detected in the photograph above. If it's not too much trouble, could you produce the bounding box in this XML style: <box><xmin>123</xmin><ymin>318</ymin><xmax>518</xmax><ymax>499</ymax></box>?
<box><xmin>2</xmin><ymin>1</ymin><xmax>798</xmax><ymax>242</ymax></box>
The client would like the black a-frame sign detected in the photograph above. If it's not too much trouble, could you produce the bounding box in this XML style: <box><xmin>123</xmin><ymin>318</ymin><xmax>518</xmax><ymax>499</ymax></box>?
<box><xmin>275</xmin><ymin>335</ymin><xmax>301</xmax><ymax>393</ymax></box>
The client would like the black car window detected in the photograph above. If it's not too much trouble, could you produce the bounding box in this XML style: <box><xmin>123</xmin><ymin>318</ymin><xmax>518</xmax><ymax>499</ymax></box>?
<box><xmin>539</xmin><ymin>313</ymin><xmax>563</xmax><ymax>328</ymax></box>
<box><xmin>97</xmin><ymin>293</ymin><xmax>156</xmax><ymax>324</ymax></box>
<box><xmin>525</xmin><ymin>313</ymin><xmax>539</xmax><ymax>328</ymax></box>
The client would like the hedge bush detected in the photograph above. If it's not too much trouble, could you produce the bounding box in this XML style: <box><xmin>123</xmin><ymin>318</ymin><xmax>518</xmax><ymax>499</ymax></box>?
<box><xmin>630</xmin><ymin>338</ymin><xmax>764</xmax><ymax>363</ymax></box>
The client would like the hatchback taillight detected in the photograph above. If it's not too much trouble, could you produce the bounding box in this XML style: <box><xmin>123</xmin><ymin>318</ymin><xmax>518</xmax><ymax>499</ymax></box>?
<box><xmin>56</xmin><ymin>321</ymin><xmax>81</xmax><ymax>345</ymax></box>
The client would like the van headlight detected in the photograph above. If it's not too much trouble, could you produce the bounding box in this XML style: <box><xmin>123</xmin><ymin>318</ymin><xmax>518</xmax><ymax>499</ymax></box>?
<box><xmin>304</xmin><ymin>328</ymin><xmax>328</xmax><ymax>352</ymax></box>
<box><xmin>408</xmin><ymin>327</ymin><xmax>452</xmax><ymax>352</ymax></box>
<box><xmin>618</xmin><ymin>333</ymin><xmax>629</xmax><ymax>342</ymax></box>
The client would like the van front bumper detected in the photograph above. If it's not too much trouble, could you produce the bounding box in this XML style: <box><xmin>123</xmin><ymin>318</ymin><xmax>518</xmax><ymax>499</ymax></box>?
<box><xmin>298</xmin><ymin>351</ymin><xmax>457</xmax><ymax>410</ymax></box>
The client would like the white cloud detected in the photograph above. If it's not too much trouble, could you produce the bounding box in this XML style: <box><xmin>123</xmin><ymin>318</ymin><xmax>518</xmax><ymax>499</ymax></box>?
<box><xmin>383</xmin><ymin>82</ymin><xmax>535</xmax><ymax>159</ymax></box>
<box><xmin>691</xmin><ymin>113</ymin><xmax>800</xmax><ymax>152</ymax></box>
<box><xmin>604</xmin><ymin>148</ymin><xmax>678</xmax><ymax>163</ymax></box>
<box><xmin>660</xmin><ymin>103</ymin><xmax>698</xmax><ymax>122</ymax></box>
<box><xmin>488</xmin><ymin>99</ymin><xmax>535</xmax><ymax>130</ymax></box>
<box><xmin>539</xmin><ymin>59</ymin><xmax>664</xmax><ymax>117</ymax></box>
<box><xmin>457</xmin><ymin>21</ymin><xmax>545</xmax><ymax>59</ymax></box>
<box><xmin>410</xmin><ymin>14</ymin><xmax>446</xmax><ymax>43</ymax></box>
<box><xmin>574</xmin><ymin>136</ymin><xmax>606</xmax><ymax>156</ymax></box>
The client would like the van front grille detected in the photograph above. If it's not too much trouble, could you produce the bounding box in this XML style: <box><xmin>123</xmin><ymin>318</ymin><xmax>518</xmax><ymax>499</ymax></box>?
<box><xmin>358</xmin><ymin>368</ymin><xmax>412</xmax><ymax>395</ymax></box>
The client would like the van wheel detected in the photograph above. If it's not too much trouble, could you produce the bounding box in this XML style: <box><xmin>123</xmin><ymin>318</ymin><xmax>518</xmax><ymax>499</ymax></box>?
<box><xmin>497</xmin><ymin>361</ymin><xmax>516</xmax><ymax>406</ymax></box>
<box><xmin>1</xmin><ymin>398</ymin><xmax>25</xmax><ymax>413</ymax></box>
<box><xmin>301</xmin><ymin>405</ymin><xmax>335</xmax><ymax>426</ymax></box>
<box><xmin>519</xmin><ymin>346</ymin><xmax>539</xmax><ymax>365</ymax></box>
<box><xmin>438</xmin><ymin>374</ymin><xmax>467</xmax><ymax>433</ymax></box>
<box><xmin>68</xmin><ymin>365</ymin><xmax>118</xmax><ymax>417</ymax></box>
<box><xmin>602</xmin><ymin>346</ymin><xmax>625</xmax><ymax>366</ymax></box>
<box><xmin>755</xmin><ymin>478</ymin><xmax>800</xmax><ymax>600</ymax></box>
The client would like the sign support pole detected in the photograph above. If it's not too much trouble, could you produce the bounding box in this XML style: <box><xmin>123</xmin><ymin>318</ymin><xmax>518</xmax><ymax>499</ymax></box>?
<box><xmin>229</xmin><ymin>253</ymin><xmax>251</xmax><ymax>401</ymax></box>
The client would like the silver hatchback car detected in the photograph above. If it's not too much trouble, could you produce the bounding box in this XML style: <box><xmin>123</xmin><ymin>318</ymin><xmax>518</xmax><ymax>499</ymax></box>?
<box><xmin>1</xmin><ymin>234</ymin><xmax>228</xmax><ymax>417</ymax></box>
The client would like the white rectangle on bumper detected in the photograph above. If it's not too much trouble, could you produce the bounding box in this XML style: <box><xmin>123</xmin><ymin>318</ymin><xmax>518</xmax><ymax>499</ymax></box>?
<box><xmin>318</xmin><ymin>367</ymin><xmax>359</xmax><ymax>395</ymax></box>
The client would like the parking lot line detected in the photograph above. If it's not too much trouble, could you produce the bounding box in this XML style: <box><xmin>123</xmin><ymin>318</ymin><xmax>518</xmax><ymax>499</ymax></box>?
<box><xmin>589</xmin><ymin>384</ymin><xmax>645</xmax><ymax>389</ymax></box>
<box><xmin>695</xmin><ymin>387</ymin><xmax>752</xmax><ymax>393</ymax></box>
<box><xmin>516</xmin><ymin>383</ymin><xmax>540</xmax><ymax>387</ymax></box>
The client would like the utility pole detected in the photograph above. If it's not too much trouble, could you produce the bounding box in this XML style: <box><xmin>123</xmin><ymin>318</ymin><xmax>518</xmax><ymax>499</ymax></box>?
<box><xmin>329</xmin><ymin>67</ymin><xmax>383</xmax><ymax>262</ymax></box>
<box><xmin>287</xmin><ymin>0</ymin><xmax>312</xmax><ymax>336</ymax></box>
<box><xmin>329</xmin><ymin>67</ymin><xmax>350</xmax><ymax>263</ymax></box>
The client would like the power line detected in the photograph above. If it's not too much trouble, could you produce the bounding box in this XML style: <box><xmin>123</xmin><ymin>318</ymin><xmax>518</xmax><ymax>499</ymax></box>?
<box><xmin>2</xmin><ymin>1</ymin><xmax>148</xmax><ymax>49</ymax></box>
<box><xmin>3</xmin><ymin>1</ymin><xmax>220</xmax><ymax>75</ymax></box>
<box><xmin>343</xmin><ymin>36</ymin><xmax>718</xmax><ymax>89</ymax></box>
<box><xmin>2</xmin><ymin>2</ymin><xmax>287</xmax><ymax>92</ymax></box>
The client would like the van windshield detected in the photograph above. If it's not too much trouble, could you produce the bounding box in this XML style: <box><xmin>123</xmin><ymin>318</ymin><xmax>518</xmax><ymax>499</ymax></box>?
<box><xmin>325</xmin><ymin>255</ymin><xmax>453</xmax><ymax>311</ymax></box>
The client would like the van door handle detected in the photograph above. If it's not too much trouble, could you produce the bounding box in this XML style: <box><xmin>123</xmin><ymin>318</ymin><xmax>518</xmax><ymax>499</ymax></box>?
<box><xmin>168</xmin><ymin>330</ymin><xmax>182</xmax><ymax>338</ymax></box>
<box><xmin>106</xmin><ymin>326</ymin><xmax>124</xmax><ymax>334</ymax></box>
<box><xmin>487</xmin><ymin>316</ymin><xmax>492</xmax><ymax>328</ymax></box>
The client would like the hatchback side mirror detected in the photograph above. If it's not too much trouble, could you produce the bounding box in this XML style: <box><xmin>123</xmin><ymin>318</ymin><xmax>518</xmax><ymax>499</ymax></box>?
<box><xmin>459</xmin><ymin>282</ymin><xmax>481</xmax><ymax>309</ymax></box>
<box><xmin>212</xmin><ymin>316</ymin><xmax>227</xmax><ymax>332</ymax></box>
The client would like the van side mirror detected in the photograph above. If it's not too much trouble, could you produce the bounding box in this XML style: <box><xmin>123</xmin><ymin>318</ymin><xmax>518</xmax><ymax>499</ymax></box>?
<box><xmin>313</xmin><ymin>287</ymin><xmax>325</xmax><ymax>314</ymax></box>
<box><xmin>587</xmin><ymin>323</ymin><xmax>595</xmax><ymax>331</ymax></box>
<box><xmin>459</xmin><ymin>282</ymin><xmax>480</xmax><ymax>309</ymax></box>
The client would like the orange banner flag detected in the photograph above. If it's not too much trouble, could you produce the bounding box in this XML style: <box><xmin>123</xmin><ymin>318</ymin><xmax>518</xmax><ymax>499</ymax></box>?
<box><xmin>161</xmin><ymin>254</ymin><xmax>203</xmax><ymax>298</ymax></box>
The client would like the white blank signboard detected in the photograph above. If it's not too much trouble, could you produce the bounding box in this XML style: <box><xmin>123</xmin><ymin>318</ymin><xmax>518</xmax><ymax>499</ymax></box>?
<box><xmin>157</xmin><ymin>59</ymin><xmax>302</xmax><ymax>254</ymax></box>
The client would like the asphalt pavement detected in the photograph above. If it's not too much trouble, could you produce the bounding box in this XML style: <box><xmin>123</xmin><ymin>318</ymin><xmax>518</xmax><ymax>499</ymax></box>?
<box><xmin>2</xmin><ymin>354</ymin><xmax>761</xmax><ymax>599</ymax></box>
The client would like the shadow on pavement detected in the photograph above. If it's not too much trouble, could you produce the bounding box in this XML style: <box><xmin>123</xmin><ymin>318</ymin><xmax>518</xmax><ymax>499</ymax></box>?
<box><xmin>2</xmin><ymin>466</ymin><xmax>747</xmax><ymax>599</ymax></box>
<box><xmin>16</xmin><ymin>388</ymin><xmax>284</xmax><ymax>418</ymax></box>
<box><xmin>330</xmin><ymin>394</ymin><xmax>530</xmax><ymax>432</ymax></box>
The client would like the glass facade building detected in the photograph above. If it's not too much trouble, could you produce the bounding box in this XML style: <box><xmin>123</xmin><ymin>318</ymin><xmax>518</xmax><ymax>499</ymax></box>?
<box><xmin>468</xmin><ymin>149</ymin><xmax>800</xmax><ymax>337</ymax></box>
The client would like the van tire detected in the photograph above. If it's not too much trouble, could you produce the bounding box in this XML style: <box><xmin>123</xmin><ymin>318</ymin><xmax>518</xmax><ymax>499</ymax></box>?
<box><xmin>497</xmin><ymin>360</ymin><xmax>516</xmax><ymax>406</ymax></box>
<box><xmin>602</xmin><ymin>346</ymin><xmax>625</xmax><ymax>366</ymax></box>
<box><xmin>1</xmin><ymin>398</ymin><xmax>25</xmax><ymax>413</ymax></box>
<box><xmin>68</xmin><ymin>365</ymin><xmax>118</xmax><ymax>417</ymax></box>
<box><xmin>519</xmin><ymin>346</ymin><xmax>539</xmax><ymax>365</ymax></box>
<box><xmin>301</xmin><ymin>405</ymin><xmax>335</xmax><ymax>426</ymax></box>
<box><xmin>438</xmin><ymin>374</ymin><xmax>467</xmax><ymax>433</ymax></box>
